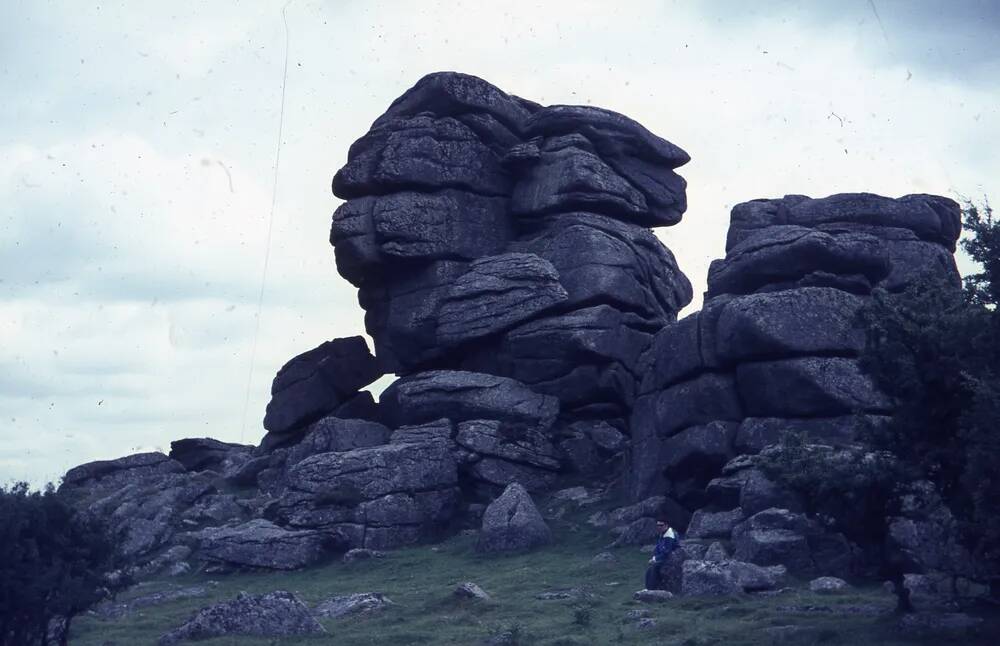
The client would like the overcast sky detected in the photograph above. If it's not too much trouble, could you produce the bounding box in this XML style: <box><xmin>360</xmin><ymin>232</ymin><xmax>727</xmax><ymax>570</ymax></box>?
<box><xmin>3</xmin><ymin>0</ymin><xmax>998</xmax><ymax>487</ymax></box>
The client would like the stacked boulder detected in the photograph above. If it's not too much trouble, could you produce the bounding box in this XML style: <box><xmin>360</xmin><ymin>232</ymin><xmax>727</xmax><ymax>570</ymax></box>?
<box><xmin>628</xmin><ymin>192</ymin><xmax>961</xmax><ymax>574</ymax></box>
<box><xmin>60</xmin><ymin>72</ymin><xmax>697</xmax><ymax>574</ymax></box>
<box><xmin>330</xmin><ymin>71</ymin><xmax>692</xmax><ymax>453</ymax></box>
<box><xmin>629</xmin><ymin>192</ymin><xmax>961</xmax><ymax>506</ymax></box>
<box><xmin>247</xmin><ymin>72</ymin><xmax>695</xmax><ymax>550</ymax></box>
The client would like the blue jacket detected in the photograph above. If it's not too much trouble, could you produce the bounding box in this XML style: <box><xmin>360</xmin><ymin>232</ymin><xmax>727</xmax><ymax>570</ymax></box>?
<box><xmin>652</xmin><ymin>528</ymin><xmax>679</xmax><ymax>563</ymax></box>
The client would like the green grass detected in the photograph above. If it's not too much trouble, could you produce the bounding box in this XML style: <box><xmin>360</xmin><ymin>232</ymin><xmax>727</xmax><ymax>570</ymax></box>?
<box><xmin>70</xmin><ymin>505</ymin><xmax>999</xmax><ymax>645</ymax></box>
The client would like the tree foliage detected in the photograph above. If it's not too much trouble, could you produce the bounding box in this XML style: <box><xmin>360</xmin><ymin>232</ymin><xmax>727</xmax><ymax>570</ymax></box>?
<box><xmin>757</xmin><ymin>434</ymin><xmax>899</xmax><ymax>547</ymax></box>
<box><xmin>859</xmin><ymin>199</ymin><xmax>1000</xmax><ymax>576</ymax></box>
<box><xmin>0</xmin><ymin>482</ymin><xmax>124</xmax><ymax>646</ymax></box>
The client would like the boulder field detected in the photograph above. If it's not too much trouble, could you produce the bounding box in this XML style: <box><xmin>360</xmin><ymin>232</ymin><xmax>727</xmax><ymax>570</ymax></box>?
<box><xmin>60</xmin><ymin>72</ymin><xmax>966</xmax><ymax>589</ymax></box>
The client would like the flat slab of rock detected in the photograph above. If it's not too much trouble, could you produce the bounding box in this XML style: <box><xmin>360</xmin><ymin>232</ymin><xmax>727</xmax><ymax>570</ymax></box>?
<box><xmin>314</xmin><ymin>592</ymin><xmax>394</xmax><ymax>619</ymax></box>
<box><xmin>158</xmin><ymin>591</ymin><xmax>324</xmax><ymax>645</ymax></box>
<box><xmin>681</xmin><ymin>560</ymin><xmax>741</xmax><ymax>596</ymax></box>
<box><xmin>380</xmin><ymin>370</ymin><xmax>558</xmax><ymax>434</ymax></box>
<box><xmin>477</xmin><ymin>483</ymin><xmax>551</xmax><ymax>553</ymax></box>
<box><xmin>436</xmin><ymin>252</ymin><xmax>568</xmax><ymax>346</ymax></box>
<box><xmin>190</xmin><ymin>519</ymin><xmax>333</xmax><ymax>570</ymax></box>
<box><xmin>286</xmin><ymin>440</ymin><xmax>457</xmax><ymax>500</ymax></box>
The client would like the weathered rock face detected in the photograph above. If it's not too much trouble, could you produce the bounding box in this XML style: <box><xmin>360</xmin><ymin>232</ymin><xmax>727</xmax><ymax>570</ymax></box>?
<box><xmin>629</xmin><ymin>192</ymin><xmax>961</xmax><ymax>503</ymax></box>
<box><xmin>331</xmin><ymin>71</ymin><xmax>692</xmax><ymax>426</ymax></box>
<box><xmin>59</xmin><ymin>453</ymin><xmax>219</xmax><ymax>562</ymax></box>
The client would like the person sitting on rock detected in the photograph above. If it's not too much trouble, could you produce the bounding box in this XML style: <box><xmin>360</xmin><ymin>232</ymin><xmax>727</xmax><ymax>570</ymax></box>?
<box><xmin>644</xmin><ymin>517</ymin><xmax>679</xmax><ymax>590</ymax></box>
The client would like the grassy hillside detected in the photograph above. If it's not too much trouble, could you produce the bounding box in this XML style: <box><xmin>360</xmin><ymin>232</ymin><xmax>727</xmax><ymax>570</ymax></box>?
<box><xmin>70</xmin><ymin>504</ymin><xmax>998</xmax><ymax>645</ymax></box>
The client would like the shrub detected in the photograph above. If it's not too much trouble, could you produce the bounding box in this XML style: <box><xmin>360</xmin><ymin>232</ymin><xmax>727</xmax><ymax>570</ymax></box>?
<box><xmin>0</xmin><ymin>482</ymin><xmax>124</xmax><ymax>646</ymax></box>
<box><xmin>858</xmin><ymin>198</ymin><xmax>1000</xmax><ymax>583</ymax></box>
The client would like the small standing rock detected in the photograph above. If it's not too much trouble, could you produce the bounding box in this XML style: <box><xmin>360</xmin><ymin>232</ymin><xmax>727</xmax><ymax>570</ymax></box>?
<box><xmin>454</xmin><ymin>582</ymin><xmax>491</xmax><ymax>601</ymax></box>
<box><xmin>809</xmin><ymin>576</ymin><xmax>850</xmax><ymax>594</ymax></box>
<box><xmin>476</xmin><ymin>483</ymin><xmax>551</xmax><ymax>553</ymax></box>
<box><xmin>633</xmin><ymin>589</ymin><xmax>674</xmax><ymax>603</ymax></box>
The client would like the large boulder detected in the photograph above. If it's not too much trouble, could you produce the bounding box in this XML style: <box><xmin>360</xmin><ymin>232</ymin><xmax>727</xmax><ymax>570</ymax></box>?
<box><xmin>679</xmin><ymin>560</ymin><xmax>741</xmax><ymax>596</ymax></box>
<box><xmin>281</xmin><ymin>440</ymin><xmax>460</xmax><ymax>550</ymax></box>
<box><xmin>189</xmin><ymin>519</ymin><xmax>336</xmax><ymax>570</ymax></box>
<box><xmin>477</xmin><ymin>483</ymin><xmax>551</xmax><ymax>553</ymax></box>
<box><xmin>263</xmin><ymin>337</ymin><xmax>380</xmax><ymax>435</ymax></box>
<box><xmin>286</xmin><ymin>441</ymin><xmax>458</xmax><ymax>501</ymax></box>
<box><xmin>660</xmin><ymin>421</ymin><xmax>737</xmax><ymax>478</ymax></box>
<box><xmin>714</xmin><ymin>288</ymin><xmax>866</xmax><ymax>363</ymax></box>
<box><xmin>686</xmin><ymin>508</ymin><xmax>745</xmax><ymax>539</ymax></box>
<box><xmin>708</xmin><ymin>226</ymin><xmax>889</xmax><ymax>298</ymax></box>
<box><xmin>731</xmin><ymin>509</ymin><xmax>814</xmax><ymax>575</ymax></box>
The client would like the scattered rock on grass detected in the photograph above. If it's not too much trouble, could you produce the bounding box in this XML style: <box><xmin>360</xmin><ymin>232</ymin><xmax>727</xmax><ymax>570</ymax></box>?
<box><xmin>634</xmin><ymin>618</ymin><xmax>658</xmax><ymax>630</ymax></box>
<box><xmin>455</xmin><ymin>582</ymin><xmax>491</xmax><ymax>601</ymax></box>
<box><xmin>633</xmin><ymin>589</ymin><xmax>674</xmax><ymax>603</ymax></box>
<box><xmin>809</xmin><ymin>576</ymin><xmax>850</xmax><ymax>594</ymax></box>
<box><xmin>158</xmin><ymin>591</ymin><xmax>324</xmax><ymax>645</ymax></box>
<box><xmin>535</xmin><ymin>588</ymin><xmax>594</xmax><ymax>601</ymax></box>
<box><xmin>591</xmin><ymin>551</ymin><xmax>619</xmax><ymax>566</ymax></box>
<box><xmin>343</xmin><ymin>548</ymin><xmax>386</xmax><ymax>563</ymax></box>
<box><xmin>314</xmin><ymin>592</ymin><xmax>394</xmax><ymax>619</ymax></box>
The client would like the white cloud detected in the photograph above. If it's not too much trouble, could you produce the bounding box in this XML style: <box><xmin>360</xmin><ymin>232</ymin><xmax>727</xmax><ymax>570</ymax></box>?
<box><xmin>1</xmin><ymin>0</ymin><xmax>997</xmax><ymax>485</ymax></box>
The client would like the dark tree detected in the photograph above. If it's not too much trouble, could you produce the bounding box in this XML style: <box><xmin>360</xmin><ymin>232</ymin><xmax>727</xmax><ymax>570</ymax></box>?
<box><xmin>0</xmin><ymin>482</ymin><xmax>125</xmax><ymax>646</ymax></box>
<box><xmin>859</xmin><ymin>199</ymin><xmax>1000</xmax><ymax>590</ymax></box>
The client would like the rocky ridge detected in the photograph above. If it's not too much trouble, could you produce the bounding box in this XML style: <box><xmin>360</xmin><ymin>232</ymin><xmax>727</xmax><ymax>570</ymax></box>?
<box><xmin>58</xmin><ymin>72</ymin><xmax>974</xmax><ymax>597</ymax></box>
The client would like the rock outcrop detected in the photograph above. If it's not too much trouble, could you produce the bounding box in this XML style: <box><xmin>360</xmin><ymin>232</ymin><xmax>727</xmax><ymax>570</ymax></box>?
<box><xmin>158</xmin><ymin>591</ymin><xmax>324</xmax><ymax>644</ymax></box>
<box><xmin>629</xmin><ymin>192</ymin><xmax>961</xmax><ymax>506</ymax></box>
<box><xmin>330</xmin><ymin>71</ymin><xmax>692</xmax><ymax>431</ymax></box>
<box><xmin>57</xmin><ymin>72</ymin><xmax>971</xmax><ymax>594</ymax></box>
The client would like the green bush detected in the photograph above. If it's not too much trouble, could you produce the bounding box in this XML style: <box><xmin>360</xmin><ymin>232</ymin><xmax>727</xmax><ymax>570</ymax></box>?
<box><xmin>858</xmin><ymin>199</ymin><xmax>1000</xmax><ymax>580</ymax></box>
<box><xmin>0</xmin><ymin>482</ymin><xmax>124</xmax><ymax>646</ymax></box>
